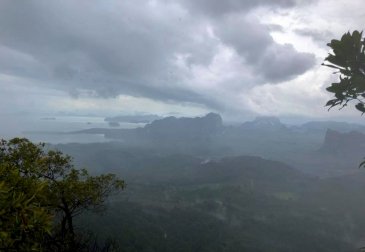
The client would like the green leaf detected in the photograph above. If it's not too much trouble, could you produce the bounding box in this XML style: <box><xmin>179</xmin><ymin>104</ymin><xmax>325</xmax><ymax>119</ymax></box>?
<box><xmin>351</xmin><ymin>74</ymin><xmax>365</xmax><ymax>92</ymax></box>
<box><xmin>355</xmin><ymin>102</ymin><xmax>365</xmax><ymax>112</ymax></box>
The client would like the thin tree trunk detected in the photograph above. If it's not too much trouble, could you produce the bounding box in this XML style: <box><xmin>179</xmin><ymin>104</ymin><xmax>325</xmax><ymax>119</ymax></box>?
<box><xmin>61</xmin><ymin>196</ymin><xmax>76</xmax><ymax>251</ymax></box>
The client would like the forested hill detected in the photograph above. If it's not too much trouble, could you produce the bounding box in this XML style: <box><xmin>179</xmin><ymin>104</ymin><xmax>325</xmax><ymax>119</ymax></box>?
<box><xmin>54</xmin><ymin>142</ymin><xmax>364</xmax><ymax>251</ymax></box>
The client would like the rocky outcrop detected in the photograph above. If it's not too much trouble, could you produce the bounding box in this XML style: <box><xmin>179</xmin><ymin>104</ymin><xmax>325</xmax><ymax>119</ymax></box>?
<box><xmin>144</xmin><ymin>112</ymin><xmax>224</xmax><ymax>140</ymax></box>
<box><xmin>320</xmin><ymin>129</ymin><xmax>365</xmax><ymax>156</ymax></box>
<box><xmin>241</xmin><ymin>116</ymin><xmax>287</xmax><ymax>131</ymax></box>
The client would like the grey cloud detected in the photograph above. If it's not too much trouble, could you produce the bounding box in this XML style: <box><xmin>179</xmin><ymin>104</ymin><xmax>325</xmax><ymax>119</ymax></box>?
<box><xmin>267</xmin><ymin>24</ymin><xmax>284</xmax><ymax>32</ymax></box>
<box><xmin>294</xmin><ymin>28</ymin><xmax>334</xmax><ymax>43</ymax></box>
<box><xmin>0</xmin><ymin>0</ymin><xmax>220</xmax><ymax>105</ymax></box>
<box><xmin>0</xmin><ymin>0</ymin><xmax>316</xmax><ymax>113</ymax></box>
<box><xmin>215</xmin><ymin>16</ymin><xmax>316</xmax><ymax>82</ymax></box>
<box><xmin>258</xmin><ymin>44</ymin><xmax>316</xmax><ymax>82</ymax></box>
<box><xmin>0</xmin><ymin>45</ymin><xmax>48</xmax><ymax>80</ymax></box>
<box><xmin>182</xmin><ymin>0</ymin><xmax>310</xmax><ymax>17</ymax></box>
<box><xmin>215</xmin><ymin>17</ymin><xmax>273</xmax><ymax>62</ymax></box>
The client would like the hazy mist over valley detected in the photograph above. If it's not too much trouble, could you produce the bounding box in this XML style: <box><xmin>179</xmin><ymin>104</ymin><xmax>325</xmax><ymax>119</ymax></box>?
<box><xmin>1</xmin><ymin>0</ymin><xmax>365</xmax><ymax>251</ymax></box>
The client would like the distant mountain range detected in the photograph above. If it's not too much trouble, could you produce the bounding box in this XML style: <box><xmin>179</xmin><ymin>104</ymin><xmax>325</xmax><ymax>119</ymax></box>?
<box><xmin>75</xmin><ymin>113</ymin><xmax>365</xmax><ymax>141</ymax></box>
<box><xmin>76</xmin><ymin>113</ymin><xmax>224</xmax><ymax>141</ymax></box>
<box><xmin>292</xmin><ymin>121</ymin><xmax>365</xmax><ymax>133</ymax></box>
<box><xmin>70</xmin><ymin>113</ymin><xmax>365</xmax><ymax>177</ymax></box>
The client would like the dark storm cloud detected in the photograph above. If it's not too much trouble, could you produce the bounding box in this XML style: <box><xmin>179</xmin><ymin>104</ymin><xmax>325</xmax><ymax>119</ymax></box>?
<box><xmin>0</xmin><ymin>0</ymin><xmax>316</xmax><ymax>111</ymax></box>
<box><xmin>0</xmin><ymin>1</ymin><xmax>219</xmax><ymax>103</ymax></box>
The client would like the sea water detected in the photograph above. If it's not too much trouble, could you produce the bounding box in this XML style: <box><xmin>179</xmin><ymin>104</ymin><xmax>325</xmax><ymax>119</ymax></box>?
<box><xmin>0</xmin><ymin>115</ymin><xmax>144</xmax><ymax>144</ymax></box>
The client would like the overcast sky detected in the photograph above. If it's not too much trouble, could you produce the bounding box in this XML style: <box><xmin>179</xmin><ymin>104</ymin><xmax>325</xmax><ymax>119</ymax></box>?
<box><xmin>0</xmin><ymin>0</ymin><xmax>364</xmax><ymax>121</ymax></box>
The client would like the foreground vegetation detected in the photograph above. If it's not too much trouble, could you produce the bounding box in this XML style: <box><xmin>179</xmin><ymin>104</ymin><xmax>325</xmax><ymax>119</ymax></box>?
<box><xmin>0</xmin><ymin>138</ymin><xmax>124</xmax><ymax>251</ymax></box>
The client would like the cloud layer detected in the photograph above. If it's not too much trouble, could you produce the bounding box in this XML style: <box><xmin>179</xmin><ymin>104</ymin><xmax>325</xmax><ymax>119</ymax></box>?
<box><xmin>1</xmin><ymin>0</ymin><xmax>362</xmax><ymax>119</ymax></box>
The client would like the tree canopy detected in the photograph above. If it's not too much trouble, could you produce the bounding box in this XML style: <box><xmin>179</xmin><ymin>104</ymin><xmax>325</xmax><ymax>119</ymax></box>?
<box><xmin>0</xmin><ymin>138</ymin><xmax>125</xmax><ymax>251</ymax></box>
<box><xmin>323</xmin><ymin>30</ymin><xmax>365</xmax><ymax>113</ymax></box>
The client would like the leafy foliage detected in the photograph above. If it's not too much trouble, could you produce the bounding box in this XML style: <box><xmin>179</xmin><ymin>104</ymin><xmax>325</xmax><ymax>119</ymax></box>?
<box><xmin>0</xmin><ymin>163</ymin><xmax>52</xmax><ymax>251</ymax></box>
<box><xmin>0</xmin><ymin>138</ymin><xmax>124</xmax><ymax>251</ymax></box>
<box><xmin>323</xmin><ymin>30</ymin><xmax>365</xmax><ymax>112</ymax></box>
